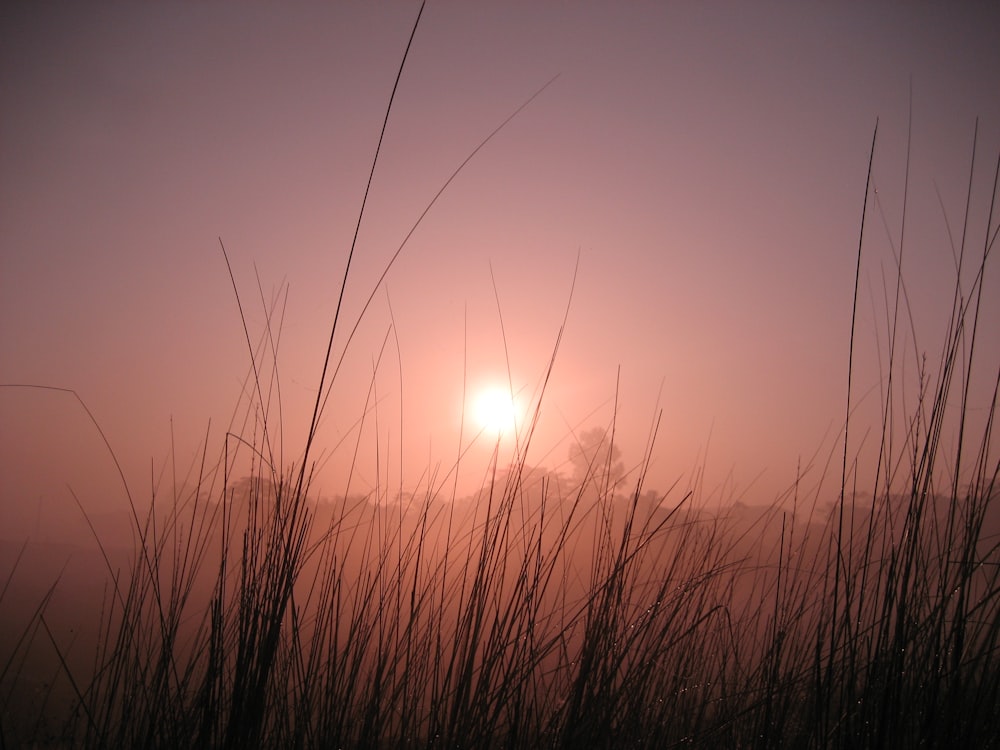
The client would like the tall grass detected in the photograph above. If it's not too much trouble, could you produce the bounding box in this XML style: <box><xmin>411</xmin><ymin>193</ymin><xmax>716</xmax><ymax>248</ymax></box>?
<box><xmin>2</xmin><ymin>7</ymin><xmax>998</xmax><ymax>749</ymax></box>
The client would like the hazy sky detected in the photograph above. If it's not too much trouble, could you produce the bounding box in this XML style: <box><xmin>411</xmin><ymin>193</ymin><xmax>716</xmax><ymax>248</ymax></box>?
<box><xmin>2</xmin><ymin>2</ymin><xmax>999</xmax><ymax>525</ymax></box>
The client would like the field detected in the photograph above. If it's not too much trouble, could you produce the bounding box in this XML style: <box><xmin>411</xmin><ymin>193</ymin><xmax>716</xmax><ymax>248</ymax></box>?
<box><xmin>2</xmin><ymin>8</ymin><xmax>999</xmax><ymax>750</ymax></box>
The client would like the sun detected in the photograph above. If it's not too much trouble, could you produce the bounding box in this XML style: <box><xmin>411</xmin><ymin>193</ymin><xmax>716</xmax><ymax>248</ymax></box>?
<box><xmin>473</xmin><ymin>386</ymin><xmax>517</xmax><ymax>437</ymax></box>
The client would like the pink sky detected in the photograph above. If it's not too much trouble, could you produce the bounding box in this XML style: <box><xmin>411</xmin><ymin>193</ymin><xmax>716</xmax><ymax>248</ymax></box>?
<box><xmin>2</xmin><ymin>2</ymin><xmax>998</xmax><ymax>530</ymax></box>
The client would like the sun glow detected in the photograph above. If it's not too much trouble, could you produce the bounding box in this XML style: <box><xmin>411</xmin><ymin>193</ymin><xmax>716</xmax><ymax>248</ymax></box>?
<box><xmin>472</xmin><ymin>386</ymin><xmax>517</xmax><ymax>437</ymax></box>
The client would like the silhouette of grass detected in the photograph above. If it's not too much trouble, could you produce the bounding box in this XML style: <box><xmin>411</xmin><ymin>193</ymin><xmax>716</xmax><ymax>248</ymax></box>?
<box><xmin>1</xmin><ymin>5</ymin><xmax>998</xmax><ymax>748</ymax></box>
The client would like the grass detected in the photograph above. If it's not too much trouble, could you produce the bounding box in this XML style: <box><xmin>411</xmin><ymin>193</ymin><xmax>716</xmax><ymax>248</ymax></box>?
<box><xmin>2</xmin><ymin>6</ymin><xmax>999</xmax><ymax>748</ymax></box>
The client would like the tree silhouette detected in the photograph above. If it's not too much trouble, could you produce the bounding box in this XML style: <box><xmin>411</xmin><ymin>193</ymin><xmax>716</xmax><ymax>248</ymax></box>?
<box><xmin>568</xmin><ymin>426</ymin><xmax>625</xmax><ymax>487</ymax></box>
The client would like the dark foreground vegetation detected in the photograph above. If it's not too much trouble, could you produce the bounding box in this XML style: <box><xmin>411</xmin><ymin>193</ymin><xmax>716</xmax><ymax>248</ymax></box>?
<box><xmin>2</xmin><ymin>8</ymin><xmax>998</xmax><ymax>749</ymax></box>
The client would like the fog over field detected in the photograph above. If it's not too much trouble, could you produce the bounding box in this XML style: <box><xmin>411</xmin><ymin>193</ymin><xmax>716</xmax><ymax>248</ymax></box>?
<box><xmin>1</xmin><ymin>2</ymin><xmax>999</xmax><ymax>747</ymax></box>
